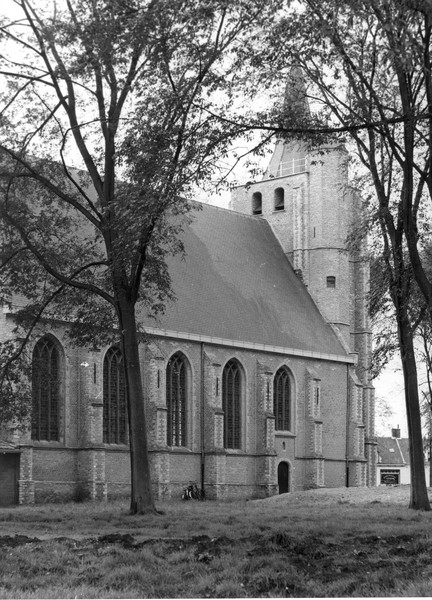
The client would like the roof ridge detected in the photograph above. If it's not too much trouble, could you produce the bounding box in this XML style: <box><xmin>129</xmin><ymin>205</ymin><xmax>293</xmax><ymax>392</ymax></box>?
<box><xmin>198</xmin><ymin>200</ymin><xmax>270</xmax><ymax>222</ymax></box>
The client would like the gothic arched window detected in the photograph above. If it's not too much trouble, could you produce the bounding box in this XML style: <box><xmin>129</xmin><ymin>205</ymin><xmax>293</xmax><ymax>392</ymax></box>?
<box><xmin>31</xmin><ymin>336</ymin><xmax>61</xmax><ymax>441</ymax></box>
<box><xmin>222</xmin><ymin>359</ymin><xmax>242</xmax><ymax>449</ymax></box>
<box><xmin>166</xmin><ymin>352</ymin><xmax>188</xmax><ymax>446</ymax></box>
<box><xmin>274</xmin><ymin>367</ymin><xmax>292</xmax><ymax>431</ymax></box>
<box><xmin>103</xmin><ymin>346</ymin><xmax>127</xmax><ymax>444</ymax></box>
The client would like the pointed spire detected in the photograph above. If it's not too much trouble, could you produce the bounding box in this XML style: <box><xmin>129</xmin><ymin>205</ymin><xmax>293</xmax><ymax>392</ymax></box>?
<box><xmin>283</xmin><ymin>66</ymin><xmax>310</xmax><ymax>121</ymax></box>
<box><xmin>263</xmin><ymin>67</ymin><xmax>309</xmax><ymax>179</ymax></box>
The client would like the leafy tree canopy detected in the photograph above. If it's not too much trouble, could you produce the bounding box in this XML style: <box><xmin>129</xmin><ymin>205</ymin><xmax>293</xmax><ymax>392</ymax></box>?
<box><xmin>0</xmin><ymin>0</ymin><xmax>280</xmax><ymax>512</ymax></box>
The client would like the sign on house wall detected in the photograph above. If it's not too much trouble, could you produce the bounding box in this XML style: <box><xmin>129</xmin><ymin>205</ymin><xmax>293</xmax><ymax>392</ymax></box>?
<box><xmin>380</xmin><ymin>469</ymin><xmax>400</xmax><ymax>485</ymax></box>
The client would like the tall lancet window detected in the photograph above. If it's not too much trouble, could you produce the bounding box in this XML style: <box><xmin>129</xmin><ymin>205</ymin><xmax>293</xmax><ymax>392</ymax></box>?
<box><xmin>166</xmin><ymin>352</ymin><xmax>188</xmax><ymax>447</ymax></box>
<box><xmin>103</xmin><ymin>346</ymin><xmax>127</xmax><ymax>444</ymax></box>
<box><xmin>222</xmin><ymin>359</ymin><xmax>242</xmax><ymax>449</ymax></box>
<box><xmin>31</xmin><ymin>336</ymin><xmax>61</xmax><ymax>441</ymax></box>
<box><xmin>273</xmin><ymin>367</ymin><xmax>292</xmax><ymax>431</ymax></box>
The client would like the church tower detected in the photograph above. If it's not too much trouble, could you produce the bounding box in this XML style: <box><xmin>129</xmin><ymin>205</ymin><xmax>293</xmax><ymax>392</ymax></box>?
<box><xmin>230</xmin><ymin>69</ymin><xmax>377</xmax><ymax>487</ymax></box>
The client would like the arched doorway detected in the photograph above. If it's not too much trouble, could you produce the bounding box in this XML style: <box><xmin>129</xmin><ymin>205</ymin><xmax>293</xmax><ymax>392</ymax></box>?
<box><xmin>278</xmin><ymin>461</ymin><xmax>290</xmax><ymax>494</ymax></box>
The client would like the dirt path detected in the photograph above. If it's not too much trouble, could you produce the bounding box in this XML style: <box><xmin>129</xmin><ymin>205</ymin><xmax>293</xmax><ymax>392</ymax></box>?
<box><xmin>258</xmin><ymin>484</ymin><xmax>419</xmax><ymax>505</ymax></box>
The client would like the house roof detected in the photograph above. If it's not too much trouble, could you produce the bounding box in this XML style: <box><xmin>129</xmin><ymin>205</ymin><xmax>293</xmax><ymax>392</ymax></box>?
<box><xmin>377</xmin><ymin>437</ymin><xmax>409</xmax><ymax>465</ymax></box>
<box><xmin>144</xmin><ymin>203</ymin><xmax>349</xmax><ymax>358</ymax></box>
<box><xmin>397</xmin><ymin>438</ymin><xmax>410</xmax><ymax>464</ymax></box>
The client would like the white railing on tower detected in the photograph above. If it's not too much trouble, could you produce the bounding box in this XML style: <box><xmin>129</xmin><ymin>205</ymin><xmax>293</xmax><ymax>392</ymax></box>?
<box><xmin>274</xmin><ymin>157</ymin><xmax>307</xmax><ymax>177</ymax></box>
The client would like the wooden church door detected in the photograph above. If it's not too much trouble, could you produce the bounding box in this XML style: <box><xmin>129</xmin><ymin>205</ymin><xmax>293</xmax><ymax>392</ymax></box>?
<box><xmin>278</xmin><ymin>461</ymin><xmax>290</xmax><ymax>494</ymax></box>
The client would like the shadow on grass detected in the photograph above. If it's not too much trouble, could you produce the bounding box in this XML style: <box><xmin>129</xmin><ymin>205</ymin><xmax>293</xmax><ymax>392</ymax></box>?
<box><xmin>1</xmin><ymin>486</ymin><xmax>432</xmax><ymax>597</ymax></box>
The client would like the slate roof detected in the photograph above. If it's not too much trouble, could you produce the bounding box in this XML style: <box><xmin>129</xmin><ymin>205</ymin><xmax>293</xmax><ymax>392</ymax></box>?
<box><xmin>398</xmin><ymin>438</ymin><xmax>410</xmax><ymax>464</ymax></box>
<box><xmin>377</xmin><ymin>437</ymin><xmax>409</xmax><ymax>465</ymax></box>
<box><xmin>144</xmin><ymin>203</ymin><xmax>348</xmax><ymax>358</ymax></box>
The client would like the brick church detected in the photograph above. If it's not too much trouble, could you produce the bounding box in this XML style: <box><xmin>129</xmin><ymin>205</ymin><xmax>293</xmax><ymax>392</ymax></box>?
<box><xmin>0</xmin><ymin>87</ymin><xmax>377</xmax><ymax>505</ymax></box>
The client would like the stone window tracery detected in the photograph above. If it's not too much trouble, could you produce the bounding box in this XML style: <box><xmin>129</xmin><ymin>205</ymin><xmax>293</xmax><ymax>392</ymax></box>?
<box><xmin>222</xmin><ymin>359</ymin><xmax>242</xmax><ymax>449</ymax></box>
<box><xmin>273</xmin><ymin>367</ymin><xmax>292</xmax><ymax>431</ymax></box>
<box><xmin>103</xmin><ymin>346</ymin><xmax>127</xmax><ymax>444</ymax></box>
<box><xmin>166</xmin><ymin>352</ymin><xmax>188</xmax><ymax>447</ymax></box>
<box><xmin>31</xmin><ymin>336</ymin><xmax>61</xmax><ymax>441</ymax></box>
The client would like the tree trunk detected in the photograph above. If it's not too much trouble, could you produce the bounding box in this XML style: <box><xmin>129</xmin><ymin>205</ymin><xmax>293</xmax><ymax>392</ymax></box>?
<box><xmin>117</xmin><ymin>293</ymin><xmax>156</xmax><ymax>514</ymax></box>
<box><xmin>398</xmin><ymin>310</ymin><xmax>431</xmax><ymax>510</ymax></box>
<box><xmin>429</xmin><ymin>436</ymin><xmax>432</xmax><ymax>488</ymax></box>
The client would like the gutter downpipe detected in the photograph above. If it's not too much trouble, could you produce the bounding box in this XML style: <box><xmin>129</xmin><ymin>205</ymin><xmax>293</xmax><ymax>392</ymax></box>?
<box><xmin>345</xmin><ymin>363</ymin><xmax>350</xmax><ymax>488</ymax></box>
<box><xmin>200</xmin><ymin>342</ymin><xmax>205</xmax><ymax>494</ymax></box>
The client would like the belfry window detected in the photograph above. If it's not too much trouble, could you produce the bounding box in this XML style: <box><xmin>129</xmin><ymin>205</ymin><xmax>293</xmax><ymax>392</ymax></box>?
<box><xmin>274</xmin><ymin>367</ymin><xmax>292</xmax><ymax>431</ymax></box>
<box><xmin>274</xmin><ymin>187</ymin><xmax>285</xmax><ymax>211</ymax></box>
<box><xmin>31</xmin><ymin>336</ymin><xmax>61</xmax><ymax>441</ymax></box>
<box><xmin>327</xmin><ymin>276</ymin><xmax>336</xmax><ymax>288</ymax></box>
<box><xmin>103</xmin><ymin>346</ymin><xmax>127</xmax><ymax>444</ymax></box>
<box><xmin>166</xmin><ymin>352</ymin><xmax>188</xmax><ymax>447</ymax></box>
<box><xmin>252</xmin><ymin>192</ymin><xmax>262</xmax><ymax>215</ymax></box>
<box><xmin>222</xmin><ymin>359</ymin><xmax>242</xmax><ymax>449</ymax></box>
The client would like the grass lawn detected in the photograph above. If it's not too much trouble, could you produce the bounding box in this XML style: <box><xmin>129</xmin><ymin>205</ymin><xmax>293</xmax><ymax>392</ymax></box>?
<box><xmin>1</xmin><ymin>485</ymin><xmax>432</xmax><ymax>598</ymax></box>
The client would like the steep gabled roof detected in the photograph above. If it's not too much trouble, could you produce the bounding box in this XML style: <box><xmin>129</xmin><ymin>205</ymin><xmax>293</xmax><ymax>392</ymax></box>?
<box><xmin>377</xmin><ymin>437</ymin><xmax>409</xmax><ymax>465</ymax></box>
<box><xmin>397</xmin><ymin>438</ymin><xmax>410</xmax><ymax>464</ymax></box>
<box><xmin>144</xmin><ymin>203</ymin><xmax>349</xmax><ymax>358</ymax></box>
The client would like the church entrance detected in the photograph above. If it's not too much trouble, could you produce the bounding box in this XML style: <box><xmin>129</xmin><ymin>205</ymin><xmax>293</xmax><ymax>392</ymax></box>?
<box><xmin>0</xmin><ymin>453</ymin><xmax>19</xmax><ymax>506</ymax></box>
<box><xmin>278</xmin><ymin>461</ymin><xmax>290</xmax><ymax>494</ymax></box>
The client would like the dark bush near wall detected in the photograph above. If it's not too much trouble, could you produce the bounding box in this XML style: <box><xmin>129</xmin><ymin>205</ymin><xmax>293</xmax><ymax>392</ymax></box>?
<box><xmin>73</xmin><ymin>484</ymin><xmax>91</xmax><ymax>503</ymax></box>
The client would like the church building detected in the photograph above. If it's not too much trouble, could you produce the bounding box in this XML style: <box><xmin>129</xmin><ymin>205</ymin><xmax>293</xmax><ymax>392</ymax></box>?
<box><xmin>0</xmin><ymin>90</ymin><xmax>377</xmax><ymax>505</ymax></box>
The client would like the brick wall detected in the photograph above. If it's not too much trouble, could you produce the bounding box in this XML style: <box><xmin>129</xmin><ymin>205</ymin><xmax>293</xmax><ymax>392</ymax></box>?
<box><xmin>3</xmin><ymin>312</ymin><xmax>362</xmax><ymax>503</ymax></box>
<box><xmin>231</xmin><ymin>140</ymin><xmax>375</xmax><ymax>488</ymax></box>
